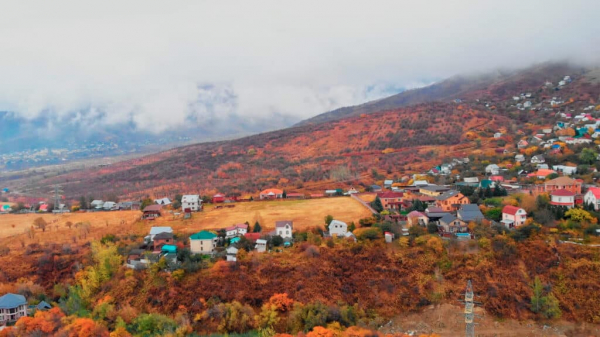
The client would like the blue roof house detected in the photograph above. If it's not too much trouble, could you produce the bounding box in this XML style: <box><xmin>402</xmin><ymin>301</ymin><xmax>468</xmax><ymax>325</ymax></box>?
<box><xmin>0</xmin><ymin>293</ymin><xmax>28</xmax><ymax>323</ymax></box>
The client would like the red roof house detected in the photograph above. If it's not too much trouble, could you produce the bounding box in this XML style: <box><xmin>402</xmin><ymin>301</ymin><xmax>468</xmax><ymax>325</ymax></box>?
<box><xmin>212</xmin><ymin>193</ymin><xmax>226</xmax><ymax>203</ymax></box>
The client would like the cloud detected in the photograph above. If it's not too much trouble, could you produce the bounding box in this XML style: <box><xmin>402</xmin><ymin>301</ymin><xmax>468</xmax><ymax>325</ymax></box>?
<box><xmin>0</xmin><ymin>0</ymin><xmax>598</xmax><ymax>134</ymax></box>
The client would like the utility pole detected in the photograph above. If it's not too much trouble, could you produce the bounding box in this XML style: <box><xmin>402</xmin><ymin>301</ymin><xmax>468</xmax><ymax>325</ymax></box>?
<box><xmin>459</xmin><ymin>280</ymin><xmax>482</xmax><ymax>337</ymax></box>
<box><xmin>50</xmin><ymin>184</ymin><xmax>63</xmax><ymax>212</ymax></box>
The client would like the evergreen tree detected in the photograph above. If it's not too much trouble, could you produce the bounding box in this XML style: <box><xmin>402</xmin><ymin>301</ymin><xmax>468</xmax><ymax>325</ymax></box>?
<box><xmin>484</xmin><ymin>186</ymin><xmax>493</xmax><ymax>198</ymax></box>
<box><xmin>253</xmin><ymin>221</ymin><xmax>262</xmax><ymax>233</ymax></box>
<box><xmin>79</xmin><ymin>196</ymin><xmax>88</xmax><ymax>210</ymax></box>
<box><xmin>371</xmin><ymin>196</ymin><xmax>384</xmax><ymax>213</ymax></box>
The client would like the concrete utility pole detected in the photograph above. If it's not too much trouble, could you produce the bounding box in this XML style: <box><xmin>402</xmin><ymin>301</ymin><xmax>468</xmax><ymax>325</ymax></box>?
<box><xmin>463</xmin><ymin>280</ymin><xmax>475</xmax><ymax>337</ymax></box>
<box><xmin>51</xmin><ymin>184</ymin><xmax>63</xmax><ymax>211</ymax></box>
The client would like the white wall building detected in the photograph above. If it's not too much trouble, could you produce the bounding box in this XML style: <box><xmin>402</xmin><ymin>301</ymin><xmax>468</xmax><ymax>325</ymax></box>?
<box><xmin>181</xmin><ymin>194</ymin><xmax>201</xmax><ymax>211</ymax></box>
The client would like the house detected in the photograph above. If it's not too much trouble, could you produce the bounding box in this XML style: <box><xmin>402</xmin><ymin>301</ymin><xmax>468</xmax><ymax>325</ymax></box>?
<box><xmin>552</xmin><ymin>165</ymin><xmax>577</xmax><ymax>175</ymax></box>
<box><xmin>38</xmin><ymin>204</ymin><xmax>49</xmax><ymax>212</ymax></box>
<box><xmin>142</xmin><ymin>204</ymin><xmax>163</xmax><ymax>219</ymax></box>
<box><xmin>0</xmin><ymin>293</ymin><xmax>27</xmax><ymax>324</ymax></box>
<box><xmin>90</xmin><ymin>200</ymin><xmax>104</xmax><ymax>209</ymax></box>
<box><xmin>346</xmin><ymin>187</ymin><xmax>359</xmax><ymax>195</ymax></box>
<box><xmin>226</xmin><ymin>246</ymin><xmax>238</xmax><ymax>262</ymax></box>
<box><xmin>419</xmin><ymin>185</ymin><xmax>450</xmax><ymax>197</ymax></box>
<box><xmin>501</xmin><ymin>205</ymin><xmax>527</xmax><ymax>228</ymax></box>
<box><xmin>440</xmin><ymin>164</ymin><xmax>453</xmax><ymax>175</ymax></box>
<box><xmin>377</xmin><ymin>192</ymin><xmax>404</xmax><ymax>210</ymax></box>
<box><xmin>286</xmin><ymin>193</ymin><xmax>305</xmax><ymax>199</ymax></box>
<box><xmin>244</xmin><ymin>233</ymin><xmax>261</xmax><ymax>241</ymax></box>
<box><xmin>325</xmin><ymin>189</ymin><xmax>339</xmax><ymax>196</ymax></box>
<box><xmin>154</xmin><ymin>197</ymin><xmax>172</xmax><ymax>206</ymax></box>
<box><xmin>259</xmin><ymin>189</ymin><xmax>284</xmax><ymax>200</ymax></box>
<box><xmin>384</xmin><ymin>232</ymin><xmax>394</xmax><ymax>243</ymax></box>
<box><xmin>275</xmin><ymin>221</ymin><xmax>293</xmax><ymax>239</ymax></box>
<box><xmin>371</xmin><ymin>185</ymin><xmax>382</xmax><ymax>192</ymax></box>
<box><xmin>328</xmin><ymin>220</ymin><xmax>348</xmax><ymax>237</ymax></box>
<box><xmin>181</xmin><ymin>195</ymin><xmax>201</xmax><ymax>212</ymax></box>
<box><xmin>412</xmin><ymin>180</ymin><xmax>429</xmax><ymax>187</ymax></box>
<box><xmin>494</xmin><ymin>132</ymin><xmax>503</xmax><ymax>139</ymax></box>
<box><xmin>212</xmin><ymin>193</ymin><xmax>226</xmax><ymax>203</ymax></box>
<box><xmin>153</xmin><ymin>232</ymin><xmax>174</xmax><ymax>251</ymax></box>
<box><xmin>536</xmin><ymin>164</ymin><xmax>549</xmax><ymax>170</ymax></box>
<box><xmin>148</xmin><ymin>227</ymin><xmax>173</xmax><ymax>242</ymax></box>
<box><xmin>429</xmin><ymin>167</ymin><xmax>440</xmax><ymax>175</ymax></box>
<box><xmin>544</xmin><ymin>176</ymin><xmax>582</xmax><ymax>194</ymax></box>
<box><xmin>384</xmin><ymin>180</ymin><xmax>394</xmax><ymax>188</ymax></box>
<box><xmin>126</xmin><ymin>249</ymin><xmax>145</xmax><ymax>267</ymax></box>
<box><xmin>435</xmin><ymin>190</ymin><xmax>469</xmax><ymax>212</ymax></box>
<box><xmin>438</xmin><ymin>214</ymin><xmax>467</xmax><ymax>233</ymax></box>
<box><xmin>36</xmin><ymin>301</ymin><xmax>52</xmax><ymax>311</ymax></box>
<box><xmin>103</xmin><ymin>201</ymin><xmax>117</xmax><ymax>210</ymax></box>
<box><xmin>517</xmin><ymin>140</ymin><xmax>529</xmax><ymax>149</ymax></box>
<box><xmin>485</xmin><ymin>164</ymin><xmax>500</xmax><ymax>175</ymax></box>
<box><xmin>531</xmin><ymin>155</ymin><xmax>545</xmax><ymax>164</ymax></box>
<box><xmin>542</xmin><ymin>129</ymin><xmax>552</xmax><ymax>134</ymax></box>
<box><xmin>463</xmin><ymin>177</ymin><xmax>479</xmax><ymax>185</ymax></box>
<box><xmin>550</xmin><ymin>190</ymin><xmax>575</xmax><ymax>208</ymax></box>
<box><xmin>584</xmin><ymin>187</ymin><xmax>600</xmax><ymax>211</ymax></box>
<box><xmin>489</xmin><ymin>176</ymin><xmax>504</xmax><ymax>182</ymax></box>
<box><xmin>457</xmin><ymin>204</ymin><xmax>484</xmax><ymax>223</ymax></box>
<box><xmin>225</xmin><ymin>224</ymin><xmax>249</xmax><ymax>238</ymax></box>
<box><xmin>190</xmin><ymin>231</ymin><xmax>218</xmax><ymax>254</ymax></box>
<box><xmin>255</xmin><ymin>239</ymin><xmax>268</xmax><ymax>253</ymax></box>
<box><xmin>527</xmin><ymin>169</ymin><xmax>557</xmax><ymax>180</ymax></box>
<box><xmin>406</xmin><ymin>211</ymin><xmax>428</xmax><ymax>227</ymax></box>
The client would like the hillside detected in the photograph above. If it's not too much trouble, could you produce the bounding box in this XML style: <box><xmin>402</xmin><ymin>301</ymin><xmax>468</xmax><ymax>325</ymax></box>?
<box><xmin>296</xmin><ymin>62</ymin><xmax>588</xmax><ymax>126</ymax></box>
<box><xmin>6</xmin><ymin>62</ymin><xmax>600</xmax><ymax>201</ymax></box>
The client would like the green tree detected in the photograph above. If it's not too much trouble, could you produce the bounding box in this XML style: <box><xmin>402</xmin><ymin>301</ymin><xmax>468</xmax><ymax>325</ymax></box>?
<box><xmin>283</xmin><ymin>190</ymin><xmax>287</xmax><ymax>198</ymax></box>
<box><xmin>271</xmin><ymin>235</ymin><xmax>284</xmax><ymax>247</ymax></box>
<box><xmin>485</xmin><ymin>208</ymin><xmax>503</xmax><ymax>221</ymax></box>
<box><xmin>131</xmin><ymin>313</ymin><xmax>177</xmax><ymax>336</ymax></box>
<box><xmin>579</xmin><ymin>148</ymin><xmax>597</xmax><ymax>165</ymax></box>
<box><xmin>427</xmin><ymin>222</ymin><xmax>439</xmax><ymax>234</ymax></box>
<box><xmin>253</xmin><ymin>221</ymin><xmax>262</xmax><ymax>233</ymax></box>
<box><xmin>140</xmin><ymin>198</ymin><xmax>153</xmax><ymax>210</ymax></box>
<box><xmin>531</xmin><ymin>276</ymin><xmax>544</xmax><ymax>314</ymax></box>
<box><xmin>79</xmin><ymin>196</ymin><xmax>88</xmax><ymax>209</ymax></box>
<box><xmin>546</xmin><ymin>173</ymin><xmax>559</xmax><ymax>180</ymax></box>
<box><xmin>371</xmin><ymin>196</ymin><xmax>384</xmax><ymax>213</ymax></box>
<box><xmin>324</xmin><ymin>215</ymin><xmax>334</xmax><ymax>230</ymax></box>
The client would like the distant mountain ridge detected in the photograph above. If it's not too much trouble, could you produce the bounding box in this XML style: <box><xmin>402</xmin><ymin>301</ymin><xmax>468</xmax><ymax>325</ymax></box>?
<box><xmin>296</xmin><ymin>62</ymin><xmax>587</xmax><ymax>126</ymax></box>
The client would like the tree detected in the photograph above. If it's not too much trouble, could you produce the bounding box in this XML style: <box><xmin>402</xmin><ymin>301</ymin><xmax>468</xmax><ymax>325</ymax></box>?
<box><xmin>33</xmin><ymin>217</ymin><xmax>47</xmax><ymax>232</ymax></box>
<box><xmin>427</xmin><ymin>222</ymin><xmax>439</xmax><ymax>234</ymax></box>
<box><xmin>579</xmin><ymin>148</ymin><xmax>597</xmax><ymax>165</ymax></box>
<box><xmin>324</xmin><ymin>215</ymin><xmax>334</xmax><ymax>230</ymax></box>
<box><xmin>253</xmin><ymin>221</ymin><xmax>262</xmax><ymax>233</ymax></box>
<box><xmin>530</xmin><ymin>276</ymin><xmax>561</xmax><ymax>319</ymax></box>
<box><xmin>79</xmin><ymin>196</ymin><xmax>88</xmax><ymax>210</ymax></box>
<box><xmin>459</xmin><ymin>185</ymin><xmax>476</xmax><ymax>197</ymax></box>
<box><xmin>565</xmin><ymin>208</ymin><xmax>593</xmax><ymax>222</ymax></box>
<box><xmin>370</xmin><ymin>196</ymin><xmax>384</xmax><ymax>213</ymax></box>
<box><xmin>485</xmin><ymin>208</ymin><xmax>502</xmax><ymax>221</ymax></box>
<box><xmin>140</xmin><ymin>198</ymin><xmax>153</xmax><ymax>210</ymax></box>
<box><xmin>531</xmin><ymin>276</ymin><xmax>544</xmax><ymax>314</ymax></box>
<box><xmin>271</xmin><ymin>235</ymin><xmax>284</xmax><ymax>247</ymax></box>
<box><xmin>283</xmin><ymin>190</ymin><xmax>287</xmax><ymax>199</ymax></box>
<box><xmin>546</xmin><ymin>173</ymin><xmax>559</xmax><ymax>180</ymax></box>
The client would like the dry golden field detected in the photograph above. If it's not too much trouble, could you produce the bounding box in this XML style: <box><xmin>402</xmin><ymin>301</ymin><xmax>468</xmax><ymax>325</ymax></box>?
<box><xmin>0</xmin><ymin>197</ymin><xmax>371</xmax><ymax>250</ymax></box>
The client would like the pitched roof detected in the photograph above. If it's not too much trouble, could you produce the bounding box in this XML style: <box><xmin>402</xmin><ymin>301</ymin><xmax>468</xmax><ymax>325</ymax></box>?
<box><xmin>329</xmin><ymin>219</ymin><xmax>347</xmax><ymax>227</ymax></box>
<box><xmin>378</xmin><ymin>192</ymin><xmax>404</xmax><ymax>199</ymax></box>
<box><xmin>275</xmin><ymin>221</ymin><xmax>293</xmax><ymax>228</ymax></box>
<box><xmin>545</xmin><ymin>176</ymin><xmax>581</xmax><ymax>187</ymax></box>
<box><xmin>0</xmin><ymin>293</ymin><xmax>27</xmax><ymax>309</ymax></box>
<box><xmin>587</xmin><ymin>187</ymin><xmax>600</xmax><ymax>199</ymax></box>
<box><xmin>529</xmin><ymin>169</ymin><xmax>556</xmax><ymax>177</ymax></box>
<box><xmin>153</xmin><ymin>232</ymin><xmax>174</xmax><ymax>240</ymax></box>
<box><xmin>502</xmin><ymin>205</ymin><xmax>524</xmax><ymax>216</ymax></box>
<box><xmin>407</xmin><ymin>211</ymin><xmax>425</xmax><ymax>218</ymax></box>
<box><xmin>260</xmin><ymin>188</ymin><xmax>283</xmax><ymax>195</ymax></box>
<box><xmin>439</xmin><ymin>213</ymin><xmax>457</xmax><ymax>224</ymax></box>
<box><xmin>244</xmin><ymin>233</ymin><xmax>261</xmax><ymax>241</ymax></box>
<box><xmin>213</xmin><ymin>193</ymin><xmax>225</xmax><ymax>198</ymax></box>
<box><xmin>144</xmin><ymin>204</ymin><xmax>163</xmax><ymax>212</ymax></box>
<box><xmin>149</xmin><ymin>227</ymin><xmax>173</xmax><ymax>235</ymax></box>
<box><xmin>36</xmin><ymin>300</ymin><xmax>52</xmax><ymax>310</ymax></box>
<box><xmin>551</xmin><ymin>189</ymin><xmax>575</xmax><ymax>197</ymax></box>
<box><xmin>190</xmin><ymin>231</ymin><xmax>217</xmax><ymax>240</ymax></box>
<box><xmin>457</xmin><ymin>205</ymin><xmax>484</xmax><ymax>222</ymax></box>
<box><xmin>181</xmin><ymin>195</ymin><xmax>200</xmax><ymax>202</ymax></box>
<box><xmin>435</xmin><ymin>190</ymin><xmax>462</xmax><ymax>201</ymax></box>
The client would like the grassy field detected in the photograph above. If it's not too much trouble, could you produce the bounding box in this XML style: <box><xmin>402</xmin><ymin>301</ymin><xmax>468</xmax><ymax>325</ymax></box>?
<box><xmin>180</xmin><ymin>197</ymin><xmax>372</xmax><ymax>233</ymax></box>
<box><xmin>0</xmin><ymin>197</ymin><xmax>372</xmax><ymax>250</ymax></box>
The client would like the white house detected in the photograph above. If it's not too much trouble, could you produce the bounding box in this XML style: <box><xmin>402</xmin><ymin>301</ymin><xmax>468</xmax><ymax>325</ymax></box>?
<box><xmin>154</xmin><ymin>197</ymin><xmax>172</xmax><ymax>206</ymax></box>
<box><xmin>328</xmin><ymin>220</ymin><xmax>348</xmax><ymax>237</ymax></box>
<box><xmin>225</xmin><ymin>224</ymin><xmax>249</xmax><ymax>238</ymax></box>
<box><xmin>501</xmin><ymin>205</ymin><xmax>527</xmax><ymax>228</ymax></box>
<box><xmin>517</xmin><ymin>140</ymin><xmax>529</xmax><ymax>149</ymax></box>
<box><xmin>515</xmin><ymin>154</ymin><xmax>525</xmax><ymax>162</ymax></box>
<box><xmin>550</xmin><ymin>190</ymin><xmax>575</xmax><ymax>208</ymax></box>
<box><xmin>584</xmin><ymin>187</ymin><xmax>600</xmax><ymax>211</ymax></box>
<box><xmin>494</xmin><ymin>132</ymin><xmax>503</xmax><ymax>138</ymax></box>
<box><xmin>181</xmin><ymin>194</ymin><xmax>201</xmax><ymax>212</ymax></box>
<box><xmin>523</xmin><ymin>101</ymin><xmax>532</xmax><ymax>108</ymax></box>
<box><xmin>485</xmin><ymin>164</ymin><xmax>500</xmax><ymax>175</ymax></box>
<box><xmin>0</xmin><ymin>293</ymin><xmax>28</xmax><ymax>323</ymax></box>
<box><xmin>90</xmin><ymin>200</ymin><xmax>104</xmax><ymax>209</ymax></box>
<box><xmin>103</xmin><ymin>201</ymin><xmax>117</xmax><ymax>210</ymax></box>
<box><xmin>531</xmin><ymin>155</ymin><xmax>545</xmax><ymax>164</ymax></box>
<box><xmin>275</xmin><ymin>221</ymin><xmax>293</xmax><ymax>239</ymax></box>
<box><xmin>255</xmin><ymin>239</ymin><xmax>267</xmax><ymax>253</ymax></box>
<box><xmin>226</xmin><ymin>246</ymin><xmax>238</xmax><ymax>262</ymax></box>
<box><xmin>552</xmin><ymin>165</ymin><xmax>577</xmax><ymax>175</ymax></box>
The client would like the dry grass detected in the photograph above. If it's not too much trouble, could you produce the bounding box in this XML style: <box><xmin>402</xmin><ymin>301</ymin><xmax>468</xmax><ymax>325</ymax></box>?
<box><xmin>356</xmin><ymin>193</ymin><xmax>377</xmax><ymax>203</ymax></box>
<box><xmin>0</xmin><ymin>197</ymin><xmax>372</xmax><ymax>250</ymax></box>
<box><xmin>168</xmin><ymin>197</ymin><xmax>372</xmax><ymax>234</ymax></box>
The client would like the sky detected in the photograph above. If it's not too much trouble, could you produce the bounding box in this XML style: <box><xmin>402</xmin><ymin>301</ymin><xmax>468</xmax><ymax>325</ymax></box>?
<box><xmin>0</xmin><ymin>0</ymin><xmax>599</xmax><ymax>134</ymax></box>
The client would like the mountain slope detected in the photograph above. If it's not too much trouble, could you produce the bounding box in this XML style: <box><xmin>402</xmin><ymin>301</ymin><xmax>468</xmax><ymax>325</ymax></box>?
<box><xmin>8</xmin><ymin>62</ymin><xmax>600</xmax><ymax>200</ymax></box>
<box><xmin>296</xmin><ymin>62</ymin><xmax>587</xmax><ymax>126</ymax></box>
